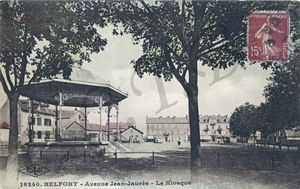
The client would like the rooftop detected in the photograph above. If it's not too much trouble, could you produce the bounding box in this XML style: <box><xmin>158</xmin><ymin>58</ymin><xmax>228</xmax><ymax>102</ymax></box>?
<box><xmin>21</xmin><ymin>65</ymin><xmax>127</xmax><ymax>107</ymax></box>
<box><xmin>18</xmin><ymin>99</ymin><xmax>55</xmax><ymax>116</ymax></box>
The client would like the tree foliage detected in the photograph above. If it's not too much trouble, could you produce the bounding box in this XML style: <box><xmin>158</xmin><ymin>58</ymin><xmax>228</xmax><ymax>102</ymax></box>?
<box><xmin>231</xmin><ymin>57</ymin><xmax>299</xmax><ymax>137</ymax></box>
<box><xmin>106</xmin><ymin>1</ymin><xmax>298</xmax><ymax>164</ymax></box>
<box><xmin>0</xmin><ymin>1</ymin><xmax>108</xmax><ymax>95</ymax></box>
<box><xmin>263</xmin><ymin>58</ymin><xmax>299</xmax><ymax>131</ymax></box>
<box><xmin>109</xmin><ymin>1</ymin><xmax>296</xmax><ymax>83</ymax></box>
<box><xmin>229</xmin><ymin>103</ymin><xmax>257</xmax><ymax>138</ymax></box>
<box><xmin>108</xmin><ymin>1</ymin><xmax>297</xmax><ymax>163</ymax></box>
<box><xmin>0</xmin><ymin>1</ymin><xmax>109</xmax><ymax>155</ymax></box>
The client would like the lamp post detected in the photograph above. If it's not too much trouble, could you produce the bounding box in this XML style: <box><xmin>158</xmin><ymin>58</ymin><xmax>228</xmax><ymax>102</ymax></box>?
<box><xmin>107</xmin><ymin>106</ymin><xmax>111</xmax><ymax>141</ymax></box>
<box><xmin>55</xmin><ymin>105</ymin><xmax>59</xmax><ymax>141</ymax></box>
<box><xmin>28</xmin><ymin>100</ymin><xmax>39</xmax><ymax>143</ymax></box>
<box><xmin>75</xmin><ymin>107</ymin><xmax>88</xmax><ymax>141</ymax></box>
<box><xmin>98</xmin><ymin>107</ymin><xmax>102</xmax><ymax>142</ymax></box>
<box><xmin>28</xmin><ymin>100</ymin><xmax>33</xmax><ymax>143</ymax></box>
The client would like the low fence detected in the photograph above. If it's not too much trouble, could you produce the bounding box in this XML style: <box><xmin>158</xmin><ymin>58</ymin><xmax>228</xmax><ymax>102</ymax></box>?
<box><xmin>18</xmin><ymin>145</ymin><xmax>300</xmax><ymax>174</ymax></box>
<box><xmin>106</xmin><ymin>151</ymin><xmax>156</xmax><ymax>164</ymax></box>
<box><xmin>28</xmin><ymin>149</ymin><xmax>106</xmax><ymax>161</ymax></box>
<box><xmin>27</xmin><ymin>150</ymin><xmax>158</xmax><ymax>164</ymax></box>
<box><xmin>254</xmin><ymin>142</ymin><xmax>300</xmax><ymax>151</ymax></box>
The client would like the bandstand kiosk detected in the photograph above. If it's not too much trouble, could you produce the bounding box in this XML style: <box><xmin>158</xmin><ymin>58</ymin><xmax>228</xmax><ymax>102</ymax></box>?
<box><xmin>20</xmin><ymin>65</ymin><xmax>127</xmax><ymax>157</ymax></box>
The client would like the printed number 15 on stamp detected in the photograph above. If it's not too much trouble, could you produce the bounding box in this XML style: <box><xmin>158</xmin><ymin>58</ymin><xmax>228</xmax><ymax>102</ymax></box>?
<box><xmin>248</xmin><ymin>12</ymin><xmax>289</xmax><ymax>62</ymax></box>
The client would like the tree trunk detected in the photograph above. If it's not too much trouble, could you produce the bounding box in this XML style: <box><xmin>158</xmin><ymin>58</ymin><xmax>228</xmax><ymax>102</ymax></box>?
<box><xmin>188</xmin><ymin>91</ymin><xmax>201</xmax><ymax>166</ymax></box>
<box><xmin>187</xmin><ymin>65</ymin><xmax>201</xmax><ymax>168</ymax></box>
<box><xmin>5</xmin><ymin>92</ymin><xmax>20</xmax><ymax>189</ymax></box>
<box><xmin>8</xmin><ymin>93</ymin><xmax>19</xmax><ymax>154</ymax></box>
<box><xmin>186</xmin><ymin>63</ymin><xmax>201</xmax><ymax>188</ymax></box>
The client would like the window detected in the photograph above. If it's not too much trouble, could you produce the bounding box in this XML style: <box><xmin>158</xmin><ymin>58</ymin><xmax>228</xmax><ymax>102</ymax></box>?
<box><xmin>45</xmin><ymin>131</ymin><xmax>50</xmax><ymax>139</ymax></box>
<box><xmin>37</xmin><ymin>118</ymin><xmax>42</xmax><ymax>126</ymax></box>
<box><xmin>44</xmin><ymin>119</ymin><xmax>51</xmax><ymax>126</ymax></box>
<box><xmin>211</xmin><ymin>125</ymin><xmax>214</xmax><ymax>130</ymax></box>
<box><xmin>37</xmin><ymin>131</ymin><xmax>42</xmax><ymax>139</ymax></box>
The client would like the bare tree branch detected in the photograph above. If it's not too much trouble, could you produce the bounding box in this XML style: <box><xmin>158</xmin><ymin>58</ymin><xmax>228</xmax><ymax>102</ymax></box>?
<box><xmin>28</xmin><ymin>67</ymin><xmax>40</xmax><ymax>85</ymax></box>
<box><xmin>13</xmin><ymin>59</ymin><xmax>18</xmax><ymax>86</ymax></box>
<box><xmin>164</xmin><ymin>45</ymin><xmax>189</xmax><ymax>89</ymax></box>
<box><xmin>19</xmin><ymin>26</ymin><xmax>29</xmax><ymax>87</ymax></box>
<box><xmin>138</xmin><ymin>0</ymin><xmax>154</xmax><ymax>16</ymax></box>
<box><xmin>190</xmin><ymin>2</ymin><xmax>207</xmax><ymax>57</ymax></box>
<box><xmin>182</xmin><ymin>66</ymin><xmax>188</xmax><ymax>80</ymax></box>
<box><xmin>138</xmin><ymin>0</ymin><xmax>190</xmax><ymax>89</ymax></box>
<box><xmin>28</xmin><ymin>49</ymin><xmax>49</xmax><ymax>85</ymax></box>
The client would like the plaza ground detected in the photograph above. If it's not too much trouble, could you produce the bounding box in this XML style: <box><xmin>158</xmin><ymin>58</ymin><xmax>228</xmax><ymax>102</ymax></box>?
<box><xmin>0</xmin><ymin>142</ymin><xmax>300</xmax><ymax>189</ymax></box>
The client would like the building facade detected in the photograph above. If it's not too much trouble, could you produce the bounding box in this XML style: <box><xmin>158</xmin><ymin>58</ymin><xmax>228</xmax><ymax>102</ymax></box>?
<box><xmin>0</xmin><ymin>99</ymin><xmax>55</xmax><ymax>145</ymax></box>
<box><xmin>146</xmin><ymin>116</ymin><xmax>190</xmax><ymax>144</ymax></box>
<box><xmin>146</xmin><ymin>115</ymin><xmax>231</xmax><ymax>144</ymax></box>
<box><xmin>120</xmin><ymin>126</ymin><xmax>144</xmax><ymax>143</ymax></box>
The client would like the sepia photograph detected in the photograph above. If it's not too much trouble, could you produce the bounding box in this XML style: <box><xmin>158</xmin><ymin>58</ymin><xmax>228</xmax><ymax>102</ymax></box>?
<box><xmin>0</xmin><ymin>1</ymin><xmax>299</xmax><ymax>189</ymax></box>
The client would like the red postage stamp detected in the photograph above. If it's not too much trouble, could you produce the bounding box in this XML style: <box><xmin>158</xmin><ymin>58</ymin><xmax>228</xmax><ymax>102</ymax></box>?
<box><xmin>248</xmin><ymin>12</ymin><xmax>289</xmax><ymax>62</ymax></box>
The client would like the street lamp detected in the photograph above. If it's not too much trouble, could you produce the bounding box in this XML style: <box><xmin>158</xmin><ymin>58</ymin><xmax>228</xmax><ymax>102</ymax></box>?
<box><xmin>75</xmin><ymin>107</ymin><xmax>87</xmax><ymax>141</ymax></box>
<box><xmin>28</xmin><ymin>100</ymin><xmax>40</xmax><ymax>143</ymax></box>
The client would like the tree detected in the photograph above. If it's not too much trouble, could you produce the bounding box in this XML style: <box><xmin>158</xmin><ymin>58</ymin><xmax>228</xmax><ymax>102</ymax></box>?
<box><xmin>253</xmin><ymin>103</ymin><xmax>273</xmax><ymax>136</ymax></box>
<box><xmin>0</xmin><ymin>2</ymin><xmax>109</xmax><ymax>188</ymax></box>
<box><xmin>237</xmin><ymin>56</ymin><xmax>299</xmax><ymax>143</ymax></box>
<box><xmin>259</xmin><ymin>3</ymin><xmax>300</xmax><ymax>134</ymax></box>
<box><xmin>0</xmin><ymin>1</ymin><xmax>107</xmax><ymax>155</ymax></box>
<box><xmin>263</xmin><ymin>58</ymin><xmax>300</xmax><ymax>132</ymax></box>
<box><xmin>109</xmin><ymin>0</ymin><xmax>294</xmax><ymax>165</ymax></box>
<box><xmin>229</xmin><ymin>103</ymin><xmax>257</xmax><ymax>141</ymax></box>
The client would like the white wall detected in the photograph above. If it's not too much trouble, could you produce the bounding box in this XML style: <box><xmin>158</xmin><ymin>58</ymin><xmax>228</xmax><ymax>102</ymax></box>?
<box><xmin>121</xmin><ymin>128</ymin><xmax>143</xmax><ymax>143</ymax></box>
<box><xmin>0</xmin><ymin>129</ymin><xmax>9</xmax><ymax>142</ymax></box>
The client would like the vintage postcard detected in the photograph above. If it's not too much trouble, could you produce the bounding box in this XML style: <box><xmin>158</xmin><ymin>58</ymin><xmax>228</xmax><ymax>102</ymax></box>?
<box><xmin>0</xmin><ymin>1</ymin><xmax>299</xmax><ymax>189</ymax></box>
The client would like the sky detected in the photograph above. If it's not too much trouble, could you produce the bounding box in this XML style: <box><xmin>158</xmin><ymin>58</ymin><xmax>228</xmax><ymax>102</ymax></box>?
<box><xmin>0</xmin><ymin>27</ymin><xmax>272</xmax><ymax>132</ymax></box>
